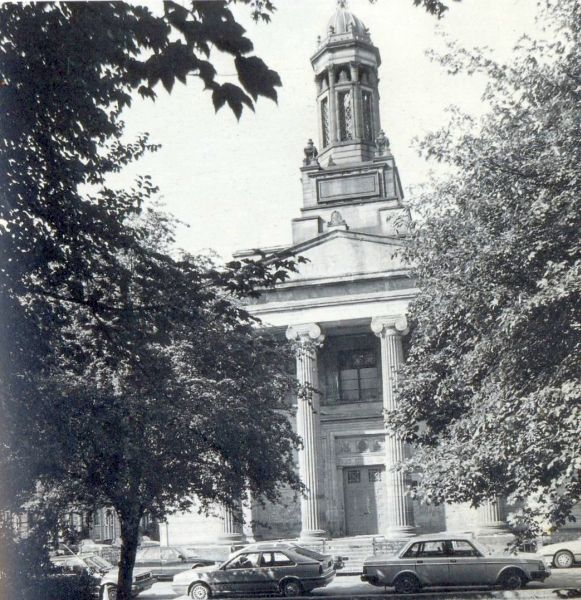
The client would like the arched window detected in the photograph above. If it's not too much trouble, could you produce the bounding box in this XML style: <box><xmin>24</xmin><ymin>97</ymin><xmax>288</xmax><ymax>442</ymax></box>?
<box><xmin>338</xmin><ymin>90</ymin><xmax>353</xmax><ymax>140</ymax></box>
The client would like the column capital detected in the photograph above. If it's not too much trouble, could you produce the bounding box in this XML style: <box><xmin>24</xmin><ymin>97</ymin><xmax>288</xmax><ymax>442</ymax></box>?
<box><xmin>371</xmin><ymin>315</ymin><xmax>409</xmax><ymax>337</ymax></box>
<box><xmin>286</xmin><ymin>323</ymin><xmax>325</xmax><ymax>345</ymax></box>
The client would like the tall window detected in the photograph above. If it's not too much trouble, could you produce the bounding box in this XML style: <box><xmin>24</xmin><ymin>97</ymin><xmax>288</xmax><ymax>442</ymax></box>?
<box><xmin>362</xmin><ymin>90</ymin><xmax>374</xmax><ymax>141</ymax></box>
<box><xmin>322</xmin><ymin>334</ymin><xmax>380</xmax><ymax>404</ymax></box>
<box><xmin>338</xmin><ymin>90</ymin><xmax>353</xmax><ymax>141</ymax></box>
<box><xmin>321</xmin><ymin>97</ymin><xmax>330</xmax><ymax>148</ymax></box>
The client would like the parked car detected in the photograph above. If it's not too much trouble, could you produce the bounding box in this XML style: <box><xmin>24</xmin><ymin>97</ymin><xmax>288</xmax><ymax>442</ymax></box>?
<box><xmin>242</xmin><ymin>541</ymin><xmax>347</xmax><ymax>571</ymax></box>
<box><xmin>51</xmin><ymin>553</ymin><xmax>154</xmax><ymax>599</ymax></box>
<box><xmin>135</xmin><ymin>544</ymin><xmax>215</xmax><ymax>580</ymax></box>
<box><xmin>538</xmin><ymin>537</ymin><xmax>581</xmax><ymax>569</ymax></box>
<box><xmin>361</xmin><ymin>534</ymin><xmax>550</xmax><ymax>593</ymax></box>
<box><xmin>172</xmin><ymin>543</ymin><xmax>336</xmax><ymax>598</ymax></box>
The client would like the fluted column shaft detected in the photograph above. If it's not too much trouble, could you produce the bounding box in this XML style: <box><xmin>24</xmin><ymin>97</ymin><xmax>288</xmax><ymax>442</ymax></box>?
<box><xmin>287</xmin><ymin>323</ymin><xmax>326</xmax><ymax>540</ymax></box>
<box><xmin>372</xmin><ymin>316</ymin><xmax>415</xmax><ymax>539</ymax></box>
<box><xmin>218</xmin><ymin>503</ymin><xmax>245</xmax><ymax>544</ymax></box>
<box><xmin>477</xmin><ymin>498</ymin><xmax>508</xmax><ymax>534</ymax></box>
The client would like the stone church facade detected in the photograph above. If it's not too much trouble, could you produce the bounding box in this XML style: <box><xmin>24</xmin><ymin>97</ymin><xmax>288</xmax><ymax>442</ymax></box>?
<box><xmin>163</xmin><ymin>3</ymin><xmax>579</xmax><ymax>550</ymax></box>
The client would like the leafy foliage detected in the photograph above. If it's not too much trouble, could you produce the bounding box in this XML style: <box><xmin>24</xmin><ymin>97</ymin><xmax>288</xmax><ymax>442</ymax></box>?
<box><xmin>391</xmin><ymin>0</ymin><xmax>581</xmax><ymax>539</ymax></box>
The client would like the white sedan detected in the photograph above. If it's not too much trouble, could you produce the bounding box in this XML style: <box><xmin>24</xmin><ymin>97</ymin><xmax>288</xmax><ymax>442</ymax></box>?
<box><xmin>539</xmin><ymin>538</ymin><xmax>581</xmax><ymax>569</ymax></box>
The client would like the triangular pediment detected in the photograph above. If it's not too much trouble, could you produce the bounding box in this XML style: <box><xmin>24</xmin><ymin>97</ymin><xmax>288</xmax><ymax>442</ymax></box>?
<box><xmin>279</xmin><ymin>230</ymin><xmax>407</xmax><ymax>283</ymax></box>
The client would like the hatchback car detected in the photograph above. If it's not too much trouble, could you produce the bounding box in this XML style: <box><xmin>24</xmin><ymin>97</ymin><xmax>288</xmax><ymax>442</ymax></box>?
<box><xmin>134</xmin><ymin>545</ymin><xmax>215</xmax><ymax>580</ymax></box>
<box><xmin>538</xmin><ymin>537</ymin><xmax>581</xmax><ymax>569</ymax></box>
<box><xmin>172</xmin><ymin>543</ymin><xmax>336</xmax><ymax>598</ymax></box>
<box><xmin>51</xmin><ymin>553</ymin><xmax>154</xmax><ymax>598</ymax></box>
<box><xmin>361</xmin><ymin>534</ymin><xmax>550</xmax><ymax>593</ymax></box>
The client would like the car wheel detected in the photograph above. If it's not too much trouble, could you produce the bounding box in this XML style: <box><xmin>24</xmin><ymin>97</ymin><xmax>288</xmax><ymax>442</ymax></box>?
<box><xmin>281</xmin><ymin>579</ymin><xmax>303</xmax><ymax>597</ymax></box>
<box><xmin>100</xmin><ymin>584</ymin><xmax>118</xmax><ymax>600</ymax></box>
<box><xmin>500</xmin><ymin>570</ymin><xmax>525</xmax><ymax>590</ymax></box>
<box><xmin>394</xmin><ymin>573</ymin><xmax>421</xmax><ymax>594</ymax></box>
<box><xmin>189</xmin><ymin>583</ymin><xmax>211</xmax><ymax>600</ymax></box>
<box><xmin>554</xmin><ymin>550</ymin><xmax>574</xmax><ymax>569</ymax></box>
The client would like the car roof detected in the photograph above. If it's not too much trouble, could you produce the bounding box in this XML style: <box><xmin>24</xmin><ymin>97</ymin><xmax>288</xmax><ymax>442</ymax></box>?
<box><xmin>404</xmin><ymin>534</ymin><xmax>475</xmax><ymax>542</ymax></box>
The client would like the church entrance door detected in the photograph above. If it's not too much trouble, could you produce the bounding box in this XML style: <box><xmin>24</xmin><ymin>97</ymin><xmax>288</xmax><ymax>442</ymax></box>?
<box><xmin>343</xmin><ymin>466</ymin><xmax>387</xmax><ymax>536</ymax></box>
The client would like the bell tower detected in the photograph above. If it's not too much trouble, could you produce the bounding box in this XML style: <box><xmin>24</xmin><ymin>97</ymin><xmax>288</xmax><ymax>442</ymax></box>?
<box><xmin>292</xmin><ymin>1</ymin><xmax>405</xmax><ymax>245</ymax></box>
<box><xmin>312</xmin><ymin>0</ymin><xmax>381</xmax><ymax>165</ymax></box>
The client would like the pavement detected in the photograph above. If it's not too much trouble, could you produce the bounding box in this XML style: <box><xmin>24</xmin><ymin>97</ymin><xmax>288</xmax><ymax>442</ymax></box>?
<box><xmin>138</xmin><ymin>569</ymin><xmax>581</xmax><ymax>600</ymax></box>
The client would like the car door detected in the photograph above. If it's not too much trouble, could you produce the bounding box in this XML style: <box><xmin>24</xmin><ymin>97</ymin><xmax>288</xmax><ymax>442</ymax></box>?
<box><xmin>160</xmin><ymin>547</ymin><xmax>185</xmax><ymax>578</ymax></box>
<box><xmin>136</xmin><ymin>547</ymin><xmax>162</xmax><ymax>577</ymax></box>
<box><xmin>446</xmin><ymin>539</ymin><xmax>495</xmax><ymax>585</ymax></box>
<box><xmin>260</xmin><ymin>551</ymin><xmax>298</xmax><ymax>593</ymax></box>
<box><xmin>414</xmin><ymin>541</ymin><xmax>451</xmax><ymax>586</ymax></box>
<box><xmin>211</xmin><ymin>552</ymin><xmax>264</xmax><ymax>594</ymax></box>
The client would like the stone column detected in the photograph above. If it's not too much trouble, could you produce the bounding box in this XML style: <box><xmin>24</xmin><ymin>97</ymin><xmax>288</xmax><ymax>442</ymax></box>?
<box><xmin>371</xmin><ymin>316</ymin><xmax>415</xmax><ymax>539</ymax></box>
<box><xmin>286</xmin><ymin>323</ymin><xmax>326</xmax><ymax>541</ymax></box>
<box><xmin>218</xmin><ymin>504</ymin><xmax>245</xmax><ymax>544</ymax></box>
<box><xmin>328</xmin><ymin>66</ymin><xmax>338</xmax><ymax>144</ymax></box>
<box><xmin>350</xmin><ymin>63</ymin><xmax>362</xmax><ymax>140</ymax></box>
<box><xmin>477</xmin><ymin>498</ymin><xmax>508</xmax><ymax>534</ymax></box>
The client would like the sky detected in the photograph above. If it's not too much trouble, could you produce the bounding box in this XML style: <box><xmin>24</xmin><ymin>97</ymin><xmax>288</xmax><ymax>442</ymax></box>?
<box><xmin>111</xmin><ymin>0</ymin><xmax>541</xmax><ymax>261</ymax></box>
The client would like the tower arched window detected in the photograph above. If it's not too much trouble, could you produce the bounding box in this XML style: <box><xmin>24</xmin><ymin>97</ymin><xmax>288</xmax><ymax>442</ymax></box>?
<box><xmin>362</xmin><ymin>90</ymin><xmax>374</xmax><ymax>141</ymax></box>
<box><xmin>320</xmin><ymin>97</ymin><xmax>330</xmax><ymax>148</ymax></box>
<box><xmin>338</xmin><ymin>90</ymin><xmax>353</xmax><ymax>141</ymax></box>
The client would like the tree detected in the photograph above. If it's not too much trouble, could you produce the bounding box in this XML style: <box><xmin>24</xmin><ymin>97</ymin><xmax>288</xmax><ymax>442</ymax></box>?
<box><xmin>390</xmin><ymin>0</ymin><xmax>580</xmax><ymax>541</ymax></box>
<box><xmin>20</xmin><ymin>205</ymin><xmax>304</xmax><ymax>600</ymax></box>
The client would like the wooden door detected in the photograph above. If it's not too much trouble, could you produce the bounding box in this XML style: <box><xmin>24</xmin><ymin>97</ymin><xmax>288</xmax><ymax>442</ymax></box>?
<box><xmin>343</xmin><ymin>466</ymin><xmax>387</xmax><ymax>536</ymax></box>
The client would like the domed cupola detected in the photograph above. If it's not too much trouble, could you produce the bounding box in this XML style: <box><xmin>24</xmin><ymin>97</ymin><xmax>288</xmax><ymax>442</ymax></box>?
<box><xmin>325</xmin><ymin>1</ymin><xmax>369</xmax><ymax>38</ymax></box>
<box><xmin>310</xmin><ymin>0</ymin><xmax>382</xmax><ymax>166</ymax></box>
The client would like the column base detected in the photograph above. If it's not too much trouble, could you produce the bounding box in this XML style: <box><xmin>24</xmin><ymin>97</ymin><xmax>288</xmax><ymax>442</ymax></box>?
<box><xmin>299</xmin><ymin>529</ymin><xmax>327</xmax><ymax>542</ymax></box>
<box><xmin>217</xmin><ymin>532</ymin><xmax>246</xmax><ymax>544</ymax></box>
<box><xmin>384</xmin><ymin>526</ymin><xmax>416</xmax><ymax>540</ymax></box>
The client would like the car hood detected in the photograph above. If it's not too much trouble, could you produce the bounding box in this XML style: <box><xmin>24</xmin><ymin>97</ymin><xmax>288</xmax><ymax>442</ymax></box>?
<box><xmin>101</xmin><ymin>567</ymin><xmax>152</xmax><ymax>585</ymax></box>
<box><xmin>539</xmin><ymin>541</ymin><xmax>580</xmax><ymax>553</ymax></box>
<box><xmin>173</xmin><ymin>565</ymin><xmax>218</xmax><ymax>582</ymax></box>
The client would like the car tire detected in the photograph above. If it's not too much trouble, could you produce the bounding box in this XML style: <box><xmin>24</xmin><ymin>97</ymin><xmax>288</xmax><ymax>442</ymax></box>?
<box><xmin>281</xmin><ymin>579</ymin><xmax>303</xmax><ymax>597</ymax></box>
<box><xmin>499</xmin><ymin>569</ymin><xmax>525</xmax><ymax>590</ymax></box>
<box><xmin>553</xmin><ymin>550</ymin><xmax>574</xmax><ymax>569</ymax></box>
<box><xmin>189</xmin><ymin>582</ymin><xmax>211</xmax><ymax>600</ymax></box>
<box><xmin>394</xmin><ymin>573</ymin><xmax>421</xmax><ymax>594</ymax></box>
<box><xmin>100</xmin><ymin>584</ymin><xmax>118</xmax><ymax>600</ymax></box>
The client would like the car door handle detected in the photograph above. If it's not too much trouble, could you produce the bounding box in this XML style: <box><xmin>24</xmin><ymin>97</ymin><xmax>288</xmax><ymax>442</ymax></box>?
<box><xmin>450</xmin><ymin>559</ymin><xmax>457</xmax><ymax>563</ymax></box>
<box><xmin>417</xmin><ymin>560</ymin><xmax>424</xmax><ymax>564</ymax></box>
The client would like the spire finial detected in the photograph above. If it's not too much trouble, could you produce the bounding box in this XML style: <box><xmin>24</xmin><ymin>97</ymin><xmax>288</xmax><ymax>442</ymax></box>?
<box><xmin>337</xmin><ymin>0</ymin><xmax>348</xmax><ymax>9</ymax></box>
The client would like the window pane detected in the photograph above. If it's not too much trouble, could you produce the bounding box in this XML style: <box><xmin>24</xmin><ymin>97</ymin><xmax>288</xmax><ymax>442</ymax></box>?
<box><xmin>272</xmin><ymin>552</ymin><xmax>294</xmax><ymax>566</ymax></box>
<box><xmin>321</xmin><ymin>97</ymin><xmax>329</xmax><ymax>148</ymax></box>
<box><xmin>419</xmin><ymin>542</ymin><xmax>447</xmax><ymax>557</ymax></box>
<box><xmin>347</xmin><ymin>469</ymin><xmax>361</xmax><ymax>484</ymax></box>
<box><xmin>338</xmin><ymin>91</ymin><xmax>353</xmax><ymax>141</ymax></box>
<box><xmin>362</xmin><ymin>90</ymin><xmax>374</xmax><ymax>141</ymax></box>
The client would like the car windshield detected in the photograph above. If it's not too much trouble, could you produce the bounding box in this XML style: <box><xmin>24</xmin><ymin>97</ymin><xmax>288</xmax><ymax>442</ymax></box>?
<box><xmin>293</xmin><ymin>547</ymin><xmax>325</xmax><ymax>561</ymax></box>
<box><xmin>85</xmin><ymin>556</ymin><xmax>114</xmax><ymax>571</ymax></box>
<box><xmin>471</xmin><ymin>540</ymin><xmax>494</xmax><ymax>556</ymax></box>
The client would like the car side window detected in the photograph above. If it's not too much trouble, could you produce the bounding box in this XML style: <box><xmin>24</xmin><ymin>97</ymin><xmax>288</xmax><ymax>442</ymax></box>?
<box><xmin>260</xmin><ymin>552</ymin><xmax>295</xmax><ymax>567</ymax></box>
<box><xmin>161</xmin><ymin>548</ymin><xmax>180</xmax><ymax>560</ymax></box>
<box><xmin>418</xmin><ymin>541</ymin><xmax>447</xmax><ymax>557</ymax></box>
<box><xmin>226</xmin><ymin>553</ymin><xmax>261</xmax><ymax>569</ymax></box>
<box><xmin>450</xmin><ymin>540</ymin><xmax>480</xmax><ymax>558</ymax></box>
<box><xmin>140</xmin><ymin>547</ymin><xmax>161</xmax><ymax>560</ymax></box>
<box><xmin>402</xmin><ymin>543</ymin><xmax>421</xmax><ymax>558</ymax></box>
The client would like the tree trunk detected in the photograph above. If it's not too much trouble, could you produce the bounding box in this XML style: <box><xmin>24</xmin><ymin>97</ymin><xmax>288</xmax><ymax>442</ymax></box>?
<box><xmin>116</xmin><ymin>506</ymin><xmax>142</xmax><ymax>600</ymax></box>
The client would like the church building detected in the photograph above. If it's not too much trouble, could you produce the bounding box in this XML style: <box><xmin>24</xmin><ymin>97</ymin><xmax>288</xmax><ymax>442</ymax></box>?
<box><xmin>163</xmin><ymin>2</ymin><xmax>519</xmax><ymax>553</ymax></box>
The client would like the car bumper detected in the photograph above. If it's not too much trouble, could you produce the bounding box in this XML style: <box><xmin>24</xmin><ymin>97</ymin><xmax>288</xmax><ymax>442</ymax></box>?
<box><xmin>132</xmin><ymin>577</ymin><xmax>155</xmax><ymax>595</ymax></box>
<box><xmin>171</xmin><ymin>583</ymin><xmax>190</xmax><ymax>596</ymax></box>
<box><xmin>530</xmin><ymin>569</ymin><xmax>551</xmax><ymax>581</ymax></box>
<box><xmin>303</xmin><ymin>570</ymin><xmax>336</xmax><ymax>591</ymax></box>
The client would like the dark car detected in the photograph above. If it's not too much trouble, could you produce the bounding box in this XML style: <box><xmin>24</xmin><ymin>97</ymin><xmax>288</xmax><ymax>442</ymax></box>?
<box><xmin>51</xmin><ymin>553</ymin><xmax>154</xmax><ymax>599</ymax></box>
<box><xmin>172</xmin><ymin>543</ymin><xmax>336</xmax><ymax>598</ymax></box>
<box><xmin>134</xmin><ymin>545</ymin><xmax>215</xmax><ymax>580</ymax></box>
